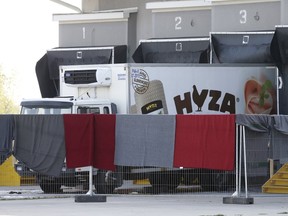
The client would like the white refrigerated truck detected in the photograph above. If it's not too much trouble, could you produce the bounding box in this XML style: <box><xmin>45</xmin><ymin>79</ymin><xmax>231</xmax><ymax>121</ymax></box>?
<box><xmin>58</xmin><ymin>63</ymin><xmax>278</xmax><ymax>115</ymax></box>
<box><xmin>16</xmin><ymin>63</ymin><xmax>279</xmax><ymax>193</ymax></box>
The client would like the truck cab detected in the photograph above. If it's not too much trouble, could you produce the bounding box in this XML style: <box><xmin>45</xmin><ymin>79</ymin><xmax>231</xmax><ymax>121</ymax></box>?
<box><xmin>15</xmin><ymin>97</ymin><xmax>118</xmax><ymax>193</ymax></box>
<box><xmin>20</xmin><ymin>97</ymin><xmax>116</xmax><ymax>115</ymax></box>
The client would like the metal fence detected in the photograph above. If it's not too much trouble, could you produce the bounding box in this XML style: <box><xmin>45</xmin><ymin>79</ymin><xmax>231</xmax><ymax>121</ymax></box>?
<box><xmin>1</xmin><ymin>117</ymin><xmax>286</xmax><ymax>197</ymax></box>
<box><xmin>0</xmin><ymin>144</ymin><xmax>272</xmax><ymax>196</ymax></box>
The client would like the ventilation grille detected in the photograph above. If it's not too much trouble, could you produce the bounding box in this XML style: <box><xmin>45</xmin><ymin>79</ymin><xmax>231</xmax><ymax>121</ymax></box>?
<box><xmin>64</xmin><ymin>70</ymin><xmax>97</xmax><ymax>84</ymax></box>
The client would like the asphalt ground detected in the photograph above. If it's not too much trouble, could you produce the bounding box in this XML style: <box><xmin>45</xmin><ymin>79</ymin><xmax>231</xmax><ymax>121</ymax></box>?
<box><xmin>0</xmin><ymin>186</ymin><xmax>288</xmax><ymax>216</ymax></box>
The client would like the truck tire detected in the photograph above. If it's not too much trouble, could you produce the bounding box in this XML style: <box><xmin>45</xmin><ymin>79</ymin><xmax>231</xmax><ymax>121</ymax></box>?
<box><xmin>39</xmin><ymin>179</ymin><xmax>62</xmax><ymax>194</ymax></box>
<box><xmin>94</xmin><ymin>170</ymin><xmax>118</xmax><ymax>194</ymax></box>
<box><xmin>148</xmin><ymin>172</ymin><xmax>181</xmax><ymax>194</ymax></box>
<box><xmin>200</xmin><ymin>170</ymin><xmax>233</xmax><ymax>192</ymax></box>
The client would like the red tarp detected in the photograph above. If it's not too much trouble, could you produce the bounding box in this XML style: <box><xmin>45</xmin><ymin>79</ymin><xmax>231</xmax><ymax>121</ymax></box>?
<box><xmin>63</xmin><ymin>114</ymin><xmax>116</xmax><ymax>170</ymax></box>
<box><xmin>174</xmin><ymin>115</ymin><xmax>235</xmax><ymax>171</ymax></box>
<box><xmin>94</xmin><ymin>115</ymin><xmax>116</xmax><ymax>171</ymax></box>
<box><xmin>63</xmin><ymin>114</ymin><xmax>94</xmax><ymax>168</ymax></box>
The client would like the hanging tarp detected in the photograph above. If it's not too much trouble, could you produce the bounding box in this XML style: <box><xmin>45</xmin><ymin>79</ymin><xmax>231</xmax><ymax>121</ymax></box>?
<box><xmin>271</xmin><ymin>26</ymin><xmax>288</xmax><ymax>65</ymax></box>
<box><xmin>235</xmin><ymin>114</ymin><xmax>272</xmax><ymax>133</ymax></box>
<box><xmin>94</xmin><ymin>115</ymin><xmax>116</xmax><ymax>171</ymax></box>
<box><xmin>132</xmin><ymin>38</ymin><xmax>210</xmax><ymax>63</ymax></box>
<box><xmin>63</xmin><ymin>114</ymin><xmax>94</xmax><ymax>168</ymax></box>
<box><xmin>272</xmin><ymin>115</ymin><xmax>288</xmax><ymax>164</ymax></box>
<box><xmin>174</xmin><ymin>114</ymin><xmax>235</xmax><ymax>171</ymax></box>
<box><xmin>211</xmin><ymin>32</ymin><xmax>275</xmax><ymax>63</ymax></box>
<box><xmin>36</xmin><ymin>45</ymin><xmax>127</xmax><ymax>98</ymax></box>
<box><xmin>36</xmin><ymin>54</ymin><xmax>59</xmax><ymax>98</ymax></box>
<box><xmin>270</xmin><ymin>26</ymin><xmax>288</xmax><ymax>115</ymax></box>
<box><xmin>236</xmin><ymin>114</ymin><xmax>272</xmax><ymax>180</ymax></box>
<box><xmin>236</xmin><ymin>114</ymin><xmax>288</xmax><ymax>165</ymax></box>
<box><xmin>114</xmin><ymin>115</ymin><xmax>176</xmax><ymax>168</ymax></box>
<box><xmin>13</xmin><ymin>115</ymin><xmax>66</xmax><ymax>177</ymax></box>
<box><xmin>0</xmin><ymin>115</ymin><xmax>14</xmax><ymax>165</ymax></box>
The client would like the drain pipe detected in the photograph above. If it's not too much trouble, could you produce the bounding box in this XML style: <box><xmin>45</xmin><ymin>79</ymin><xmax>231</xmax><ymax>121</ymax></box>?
<box><xmin>50</xmin><ymin>0</ymin><xmax>82</xmax><ymax>13</ymax></box>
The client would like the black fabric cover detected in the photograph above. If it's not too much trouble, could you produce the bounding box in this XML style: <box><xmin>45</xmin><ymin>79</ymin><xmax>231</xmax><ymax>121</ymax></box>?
<box><xmin>271</xmin><ymin>27</ymin><xmax>288</xmax><ymax>114</ymax></box>
<box><xmin>36</xmin><ymin>54</ymin><xmax>59</xmax><ymax>98</ymax></box>
<box><xmin>0</xmin><ymin>115</ymin><xmax>14</xmax><ymax>165</ymax></box>
<box><xmin>211</xmin><ymin>33</ymin><xmax>274</xmax><ymax>63</ymax></box>
<box><xmin>271</xmin><ymin>27</ymin><xmax>288</xmax><ymax>65</ymax></box>
<box><xmin>132</xmin><ymin>39</ymin><xmax>209</xmax><ymax>63</ymax></box>
<box><xmin>112</xmin><ymin>45</ymin><xmax>128</xmax><ymax>63</ymax></box>
<box><xmin>277</xmin><ymin>65</ymin><xmax>288</xmax><ymax>115</ymax></box>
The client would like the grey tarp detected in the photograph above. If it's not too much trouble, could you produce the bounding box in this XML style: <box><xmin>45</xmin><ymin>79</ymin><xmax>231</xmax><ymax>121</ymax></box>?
<box><xmin>236</xmin><ymin>114</ymin><xmax>272</xmax><ymax>132</ymax></box>
<box><xmin>0</xmin><ymin>115</ymin><xmax>14</xmax><ymax>165</ymax></box>
<box><xmin>114</xmin><ymin>115</ymin><xmax>176</xmax><ymax>168</ymax></box>
<box><xmin>13</xmin><ymin>115</ymin><xmax>66</xmax><ymax>177</ymax></box>
<box><xmin>272</xmin><ymin>115</ymin><xmax>288</xmax><ymax>163</ymax></box>
<box><xmin>236</xmin><ymin>114</ymin><xmax>272</xmax><ymax>181</ymax></box>
<box><xmin>236</xmin><ymin>114</ymin><xmax>288</xmax><ymax>166</ymax></box>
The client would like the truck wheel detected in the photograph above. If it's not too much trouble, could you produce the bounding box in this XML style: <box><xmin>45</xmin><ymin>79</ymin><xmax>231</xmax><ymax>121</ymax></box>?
<box><xmin>148</xmin><ymin>172</ymin><xmax>181</xmax><ymax>194</ymax></box>
<box><xmin>200</xmin><ymin>170</ymin><xmax>233</xmax><ymax>192</ymax></box>
<box><xmin>39</xmin><ymin>179</ymin><xmax>62</xmax><ymax>194</ymax></box>
<box><xmin>94</xmin><ymin>170</ymin><xmax>117</xmax><ymax>194</ymax></box>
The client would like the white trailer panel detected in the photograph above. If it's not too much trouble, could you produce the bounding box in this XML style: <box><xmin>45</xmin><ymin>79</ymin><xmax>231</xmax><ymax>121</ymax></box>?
<box><xmin>128</xmin><ymin>64</ymin><xmax>278</xmax><ymax>115</ymax></box>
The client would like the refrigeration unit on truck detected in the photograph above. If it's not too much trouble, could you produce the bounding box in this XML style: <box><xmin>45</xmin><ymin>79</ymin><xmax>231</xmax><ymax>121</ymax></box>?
<box><xmin>16</xmin><ymin>62</ymin><xmax>279</xmax><ymax>193</ymax></box>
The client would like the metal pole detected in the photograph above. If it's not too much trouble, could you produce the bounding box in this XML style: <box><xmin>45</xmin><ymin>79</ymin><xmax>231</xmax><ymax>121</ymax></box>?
<box><xmin>243</xmin><ymin>126</ymin><xmax>248</xmax><ymax>198</ymax></box>
<box><xmin>86</xmin><ymin>166</ymin><xmax>94</xmax><ymax>196</ymax></box>
<box><xmin>239</xmin><ymin>125</ymin><xmax>243</xmax><ymax>196</ymax></box>
<box><xmin>234</xmin><ymin>124</ymin><xmax>239</xmax><ymax>197</ymax></box>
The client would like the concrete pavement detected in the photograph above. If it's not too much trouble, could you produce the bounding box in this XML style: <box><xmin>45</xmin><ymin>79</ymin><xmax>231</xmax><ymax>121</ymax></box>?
<box><xmin>0</xmin><ymin>187</ymin><xmax>288</xmax><ymax>216</ymax></box>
